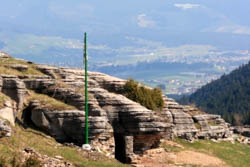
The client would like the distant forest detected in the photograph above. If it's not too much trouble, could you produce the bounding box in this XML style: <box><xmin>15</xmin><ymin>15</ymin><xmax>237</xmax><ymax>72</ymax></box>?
<box><xmin>179</xmin><ymin>61</ymin><xmax>250</xmax><ymax>125</ymax></box>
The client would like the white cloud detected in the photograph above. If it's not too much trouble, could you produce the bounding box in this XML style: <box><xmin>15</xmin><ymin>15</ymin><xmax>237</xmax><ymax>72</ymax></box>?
<box><xmin>174</xmin><ymin>3</ymin><xmax>200</xmax><ymax>10</ymax></box>
<box><xmin>137</xmin><ymin>14</ymin><xmax>156</xmax><ymax>28</ymax></box>
<box><xmin>216</xmin><ymin>25</ymin><xmax>250</xmax><ymax>35</ymax></box>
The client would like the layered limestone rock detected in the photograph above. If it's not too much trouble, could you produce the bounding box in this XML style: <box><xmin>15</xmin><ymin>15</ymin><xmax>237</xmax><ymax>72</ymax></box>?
<box><xmin>193</xmin><ymin>114</ymin><xmax>231</xmax><ymax>139</ymax></box>
<box><xmin>29</xmin><ymin>99</ymin><xmax>112</xmax><ymax>144</ymax></box>
<box><xmin>1</xmin><ymin>75</ymin><xmax>27</xmax><ymax>110</ymax></box>
<box><xmin>162</xmin><ymin>97</ymin><xmax>198</xmax><ymax>140</ymax></box>
<box><xmin>161</xmin><ymin>97</ymin><xmax>232</xmax><ymax>140</ymax></box>
<box><xmin>0</xmin><ymin>54</ymin><xmax>233</xmax><ymax>163</ymax></box>
<box><xmin>90</xmin><ymin>87</ymin><xmax>169</xmax><ymax>158</ymax></box>
<box><xmin>0</xmin><ymin>63</ymin><xmax>168</xmax><ymax>162</ymax></box>
<box><xmin>36</xmin><ymin>65</ymin><xmax>58</xmax><ymax>79</ymax></box>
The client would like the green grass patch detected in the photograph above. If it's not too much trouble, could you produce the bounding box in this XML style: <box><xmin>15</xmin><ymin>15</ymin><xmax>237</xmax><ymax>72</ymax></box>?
<box><xmin>27</xmin><ymin>91</ymin><xmax>77</xmax><ymax>111</ymax></box>
<box><xmin>175</xmin><ymin>139</ymin><xmax>250</xmax><ymax>167</ymax></box>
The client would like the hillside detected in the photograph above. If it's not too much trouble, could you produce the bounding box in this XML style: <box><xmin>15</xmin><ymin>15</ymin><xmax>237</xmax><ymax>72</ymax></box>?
<box><xmin>179</xmin><ymin>61</ymin><xmax>250</xmax><ymax>125</ymax></box>
<box><xmin>2</xmin><ymin>125</ymin><xmax>250</xmax><ymax>167</ymax></box>
<box><xmin>2</xmin><ymin>51</ymin><xmax>250</xmax><ymax>167</ymax></box>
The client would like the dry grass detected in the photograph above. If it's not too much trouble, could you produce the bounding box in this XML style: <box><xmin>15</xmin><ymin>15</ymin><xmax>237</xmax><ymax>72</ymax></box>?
<box><xmin>0</xmin><ymin>57</ymin><xmax>45</xmax><ymax>76</ymax></box>
<box><xmin>0</xmin><ymin>93</ymin><xmax>9</xmax><ymax>109</ymax></box>
<box><xmin>0</xmin><ymin>125</ymin><xmax>130</xmax><ymax>167</ymax></box>
<box><xmin>48</xmin><ymin>81</ymin><xmax>70</xmax><ymax>90</ymax></box>
<box><xmin>175</xmin><ymin>139</ymin><xmax>250</xmax><ymax>167</ymax></box>
<box><xmin>27</xmin><ymin>91</ymin><xmax>77</xmax><ymax>111</ymax></box>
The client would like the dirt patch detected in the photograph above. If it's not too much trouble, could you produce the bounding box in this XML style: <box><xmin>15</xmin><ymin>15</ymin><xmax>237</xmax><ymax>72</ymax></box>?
<box><xmin>133</xmin><ymin>147</ymin><xmax>227</xmax><ymax>167</ymax></box>
<box><xmin>171</xmin><ymin>150</ymin><xmax>226</xmax><ymax>166</ymax></box>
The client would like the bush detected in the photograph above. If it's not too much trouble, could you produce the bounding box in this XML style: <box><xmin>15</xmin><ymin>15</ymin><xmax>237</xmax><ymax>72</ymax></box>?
<box><xmin>23</xmin><ymin>156</ymin><xmax>42</xmax><ymax>167</ymax></box>
<box><xmin>123</xmin><ymin>79</ymin><xmax>164</xmax><ymax>111</ymax></box>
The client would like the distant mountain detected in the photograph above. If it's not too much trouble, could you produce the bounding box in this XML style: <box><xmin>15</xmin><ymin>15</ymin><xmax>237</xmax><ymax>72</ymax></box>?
<box><xmin>1</xmin><ymin>0</ymin><xmax>250</xmax><ymax>95</ymax></box>
<box><xmin>179</xmin><ymin>61</ymin><xmax>250</xmax><ymax>125</ymax></box>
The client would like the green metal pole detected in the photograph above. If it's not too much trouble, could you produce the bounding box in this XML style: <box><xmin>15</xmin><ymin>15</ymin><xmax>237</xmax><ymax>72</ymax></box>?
<box><xmin>84</xmin><ymin>32</ymin><xmax>89</xmax><ymax>144</ymax></box>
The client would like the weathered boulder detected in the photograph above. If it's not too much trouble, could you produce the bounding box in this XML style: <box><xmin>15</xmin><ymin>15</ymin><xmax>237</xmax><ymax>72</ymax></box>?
<box><xmin>0</xmin><ymin>118</ymin><xmax>11</xmax><ymax>137</ymax></box>
<box><xmin>0</xmin><ymin>100</ymin><xmax>15</xmax><ymax>126</ymax></box>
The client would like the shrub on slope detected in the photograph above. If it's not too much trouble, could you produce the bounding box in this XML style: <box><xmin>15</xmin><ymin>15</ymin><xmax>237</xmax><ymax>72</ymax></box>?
<box><xmin>123</xmin><ymin>79</ymin><xmax>164</xmax><ymax>111</ymax></box>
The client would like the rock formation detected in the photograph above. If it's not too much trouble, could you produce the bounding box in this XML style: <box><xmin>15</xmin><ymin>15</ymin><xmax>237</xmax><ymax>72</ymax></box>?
<box><xmin>0</xmin><ymin>52</ymin><xmax>232</xmax><ymax>163</ymax></box>
<box><xmin>0</xmin><ymin>100</ymin><xmax>15</xmax><ymax>126</ymax></box>
<box><xmin>233</xmin><ymin>126</ymin><xmax>250</xmax><ymax>137</ymax></box>
<box><xmin>162</xmin><ymin>97</ymin><xmax>232</xmax><ymax>141</ymax></box>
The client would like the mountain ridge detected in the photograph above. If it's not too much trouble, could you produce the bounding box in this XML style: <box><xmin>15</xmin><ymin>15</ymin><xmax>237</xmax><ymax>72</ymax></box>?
<box><xmin>179</xmin><ymin>61</ymin><xmax>250</xmax><ymax>125</ymax></box>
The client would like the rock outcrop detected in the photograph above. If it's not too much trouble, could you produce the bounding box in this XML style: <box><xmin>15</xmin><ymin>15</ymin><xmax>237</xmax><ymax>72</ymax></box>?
<box><xmin>233</xmin><ymin>126</ymin><xmax>250</xmax><ymax>137</ymax></box>
<box><xmin>0</xmin><ymin>100</ymin><xmax>15</xmax><ymax>126</ymax></box>
<box><xmin>0</xmin><ymin>53</ymin><xmax>233</xmax><ymax>163</ymax></box>
<box><xmin>162</xmin><ymin>97</ymin><xmax>232</xmax><ymax>141</ymax></box>
<box><xmin>161</xmin><ymin>97</ymin><xmax>198</xmax><ymax>140</ymax></box>
<box><xmin>193</xmin><ymin>114</ymin><xmax>231</xmax><ymax>139</ymax></box>
<box><xmin>1</xmin><ymin>75</ymin><xmax>27</xmax><ymax>110</ymax></box>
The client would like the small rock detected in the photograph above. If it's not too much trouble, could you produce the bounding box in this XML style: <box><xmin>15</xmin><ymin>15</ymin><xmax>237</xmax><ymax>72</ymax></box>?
<box><xmin>211</xmin><ymin>139</ymin><xmax>219</xmax><ymax>143</ymax></box>
<box><xmin>8</xmin><ymin>64</ymin><xmax>28</xmax><ymax>71</ymax></box>
<box><xmin>54</xmin><ymin>155</ymin><xmax>64</xmax><ymax>160</ymax></box>
<box><xmin>82</xmin><ymin>144</ymin><xmax>92</xmax><ymax>151</ymax></box>
<box><xmin>0</xmin><ymin>119</ymin><xmax>12</xmax><ymax>138</ymax></box>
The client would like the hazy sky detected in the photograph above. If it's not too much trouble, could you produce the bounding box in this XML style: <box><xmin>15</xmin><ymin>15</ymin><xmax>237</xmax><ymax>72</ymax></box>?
<box><xmin>0</xmin><ymin>0</ymin><xmax>250</xmax><ymax>65</ymax></box>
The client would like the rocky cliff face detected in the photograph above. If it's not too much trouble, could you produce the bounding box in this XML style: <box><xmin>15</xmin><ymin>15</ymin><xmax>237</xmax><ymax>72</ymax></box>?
<box><xmin>0</xmin><ymin>52</ymin><xmax>232</xmax><ymax>163</ymax></box>
<box><xmin>161</xmin><ymin>98</ymin><xmax>232</xmax><ymax>141</ymax></box>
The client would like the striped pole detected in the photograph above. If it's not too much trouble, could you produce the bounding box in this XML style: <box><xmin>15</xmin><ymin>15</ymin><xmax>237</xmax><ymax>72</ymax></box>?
<box><xmin>84</xmin><ymin>32</ymin><xmax>89</xmax><ymax>144</ymax></box>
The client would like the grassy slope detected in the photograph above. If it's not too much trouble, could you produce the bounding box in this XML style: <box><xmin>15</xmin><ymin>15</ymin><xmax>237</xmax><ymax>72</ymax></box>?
<box><xmin>27</xmin><ymin>91</ymin><xmax>77</xmax><ymax>111</ymax></box>
<box><xmin>0</xmin><ymin>125</ymin><xmax>131</xmax><ymax>167</ymax></box>
<box><xmin>174</xmin><ymin>139</ymin><xmax>250</xmax><ymax>167</ymax></box>
<box><xmin>0</xmin><ymin>93</ymin><xmax>9</xmax><ymax>109</ymax></box>
<box><xmin>0</xmin><ymin>57</ymin><xmax>45</xmax><ymax>76</ymax></box>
